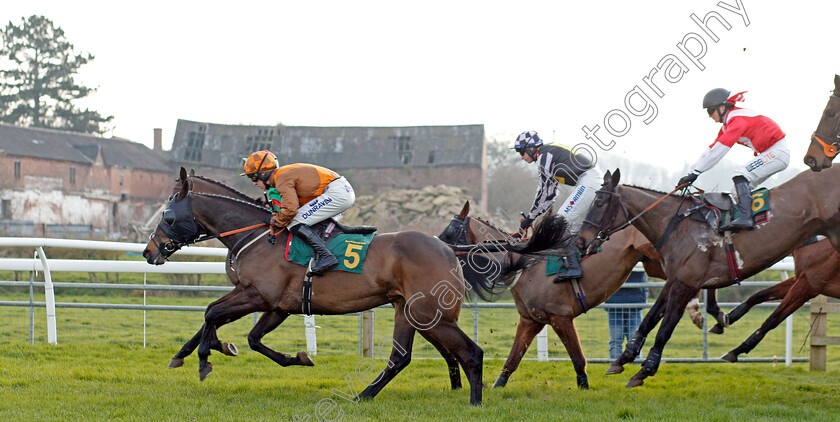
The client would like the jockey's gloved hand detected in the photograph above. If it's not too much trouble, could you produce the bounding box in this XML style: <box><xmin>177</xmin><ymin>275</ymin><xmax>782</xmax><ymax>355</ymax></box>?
<box><xmin>270</xmin><ymin>212</ymin><xmax>282</xmax><ymax>227</ymax></box>
<box><xmin>676</xmin><ymin>173</ymin><xmax>698</xmax><ymax>188</ymax></box>
<box><xmin>519</xmin><ymin>215</ymin><xmax>534</xmax><ymax>231</ymax></box>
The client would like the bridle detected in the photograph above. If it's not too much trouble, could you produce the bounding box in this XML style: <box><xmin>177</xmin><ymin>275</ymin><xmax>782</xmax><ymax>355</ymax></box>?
<box><xmin>149</xmin><ymin>192</ymin><xmax>268</xmax><ymax>259</ymax></box>
<box><xmin>582</xmin><ymin>183</ymin><xmax>688</xmax><ymax>254</ymax></box>
<box><xmin>810</xmin><ymin>94</ymin><xmax>840</xmax><ymax>159</ymax></box>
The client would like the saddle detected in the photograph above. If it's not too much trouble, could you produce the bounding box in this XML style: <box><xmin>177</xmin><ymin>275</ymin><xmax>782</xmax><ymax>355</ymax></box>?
<box><xmin>311</xmin><ymin>218</ymin><xmax>377</xmax><ymax>242</ymax></box>
<box><xmin>692</xmin><ymin>188</ymin><xmax>771</xmax><ymax>233</ymax></box>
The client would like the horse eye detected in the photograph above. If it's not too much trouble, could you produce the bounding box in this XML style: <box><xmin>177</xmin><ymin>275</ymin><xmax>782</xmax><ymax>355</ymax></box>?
<box><xmin>162</xmin><ymin>209</ymin><xmax>176</xmax><ymax>225</ymax></box>
<box><xmin>827</xmin><ymin>109</ymin><xmax>837</xmax><ymax>118</ymax></box>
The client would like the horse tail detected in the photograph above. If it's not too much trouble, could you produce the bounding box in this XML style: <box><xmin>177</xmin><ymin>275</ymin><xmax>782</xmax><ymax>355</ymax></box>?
<box><xmin>506</xmin><ymin>213</ymin><xmax>568</xmax><ymax>255</ymax></box>
<box><xmin>459</xmin><ymin>253</ymin><xmax>534</xmax><ymax>301</ymax></box>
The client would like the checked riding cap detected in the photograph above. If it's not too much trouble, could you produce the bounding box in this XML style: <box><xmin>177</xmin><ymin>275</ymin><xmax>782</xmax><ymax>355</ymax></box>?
<box><xmin>514</xmin><ymin>130</ymin><xmax>543</xmax><ymax>155</ymax></box>
<box><xmin>241</xmin><ymin>150</ymin><xmax>279</xmax><ymax>182</ymax></box>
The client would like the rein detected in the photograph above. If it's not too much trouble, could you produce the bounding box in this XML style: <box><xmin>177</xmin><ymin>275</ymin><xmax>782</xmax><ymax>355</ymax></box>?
<box><xmin>592</xmin><ymin>183</ymin><xmax>689</xmax><ymax>241</ymax></box>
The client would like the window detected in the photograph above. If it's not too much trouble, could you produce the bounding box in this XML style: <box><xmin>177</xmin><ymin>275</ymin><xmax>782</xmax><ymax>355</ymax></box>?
<box><xmin>184</xmin><ymin>126</ymin><xmax>206</xmax><ymax>162</ymax></box>
<box><xmin>14</xmin><ymin>161</ymin><xmax>20</xmax><ymax>179</ymax></box>
<box><xmin>69</xmin><ymin>166</ymin><xmax>76</xmax><ymax>184</ymax></box>
<box><xmin>1</xmin><ymin>199</ymin><xmax>10</xmax><ymax>219</ymax></box>
<box><xmin>119</xmin><ymin>174</ymin><xmax>124</xmax><ymax>186</ymax></box>
<box><xmin>246</xmin><ymin>128</ymin><xmax>274</xmax><ymax>152</ymax></box>
<box><xmin>389</xmin><ymin>136</ymin><xmax>412</xmax><ymax>165</ymax></box>
<box><xmin>428</xmin><ymin>151</ymin><xmax>435</xmax><ymax>164</ymax></box>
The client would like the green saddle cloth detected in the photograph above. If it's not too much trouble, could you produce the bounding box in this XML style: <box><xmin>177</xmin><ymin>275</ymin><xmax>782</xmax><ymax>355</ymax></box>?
<box><xmin>718</xmin><ymin>187</ymin><xmax>771</xmax><ymax>225</ymax></box>
<box><xmin>285</xmin><ymin>232</ymin><xmax>375</xmax><ymax>274</ymax></box>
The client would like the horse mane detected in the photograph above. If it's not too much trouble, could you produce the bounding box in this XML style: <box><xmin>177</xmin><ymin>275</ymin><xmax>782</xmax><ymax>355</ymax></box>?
<box><xmin>191</xmin><ymin>192</ymin><xmax>270</xmax><ymax>213</ymax></box>
<box><xmin>191</xmin><ymin>175</ymin><xmax>256</xmax><ymax>201</ymax></box>
<box><xmin>471</xmin><ymin>215</ymin><xmax>513</xmax><ymax>236</ymax></box>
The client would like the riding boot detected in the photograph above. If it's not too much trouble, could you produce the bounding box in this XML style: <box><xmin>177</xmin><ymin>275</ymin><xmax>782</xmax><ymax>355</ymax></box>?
<box><xmin>720</xmin><ymin>176</ymin><xmax>754</xmax><ymax>232</ymax></box>
<box><xmin>289</xmin><ymin>224</ymin><xmax>339</xmax><ymax>276</ymax></box>
<box><xmin>554</xmin><ymin>236</ymin><xmax>583</xmax><ymax>282</ymax></box>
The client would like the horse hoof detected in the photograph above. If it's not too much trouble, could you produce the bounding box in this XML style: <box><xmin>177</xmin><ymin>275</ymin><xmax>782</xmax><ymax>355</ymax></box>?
<box><xmin>221</xmin><ymin>342</ymin><xmax>239</xmax><ymax>356</ymax></box>
<box><xmin>168</xmin><ymin>358</ymin><xmax>184</xmax><ymax>369</ymax></box>
<box><xmin>721</xmin><ymin>352</ymin><xmax>738</xmax><ymax>363</ymax></box>
<box><xmin>492</xmin><ymin>375</ymin><xmax>508</xmax><ymax>388</ymax></box>
<box><xmin>606</xmin><ymin>364</ymin><xmax>624</xmax><ymax>375</ymax></box>
<box><xmin>708</xmin><ymin>325</ymin><xmax>724</xmax><ymax>335</ymax></box>
<box><xmin>625</xmin><ymin>379</ymin><xmax>644</xmax><ymax>389</ymax></box>
<box><xmin>297</xmin><ymin>351</ymin><xmax>315</xmax><ymax>366</ymax></box>
<box><xmin>199</xmin><ymin>362</ymin><xmax>214</xmax><ymax>381</ymax></box>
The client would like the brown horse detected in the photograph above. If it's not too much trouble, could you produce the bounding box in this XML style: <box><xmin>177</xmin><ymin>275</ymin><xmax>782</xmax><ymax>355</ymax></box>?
<box><xmin>716</xmin><ymin>238</ymin><xmax>840</xmax><ymax>362</ymax></box>
<box><xmin>578</xmin><ymin>167</ymin><xmax>840</xmax><ymax>388</ymax></box>
<box><xmin>165</xmin><ymin>169</ymin><xmax>469</xmax><ymax>392</ymax></box>
<box><xmin>143</xmin><ymin>169</ymin><xmax>567</xmax><ymax>405</ymax></box>
<box><xmin>438</xmin><ymin>201</ymin><xmax>665</xmax><ymax>389</ymax></box>
<box><xmin>804</xmin><ymin>74</ymin><xmax>840</xmax><ymax>171</ymax></box>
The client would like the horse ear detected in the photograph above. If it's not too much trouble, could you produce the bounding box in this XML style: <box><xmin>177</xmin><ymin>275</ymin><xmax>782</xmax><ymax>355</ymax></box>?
<box><xmin>602</xmin><ymin>170</ymin><xmax>612</xmax><ymax>185</ymax></box>
<box><xmin>612</xmin><ymin>168</ymin><xmax>621</xmax><ymax>186</ymax></box>
<box><xmin>189</xmin><ymin>168</ymin><xmax>195</xmax><ymax>177</ymax></box>
<box><xmin>176</xmin><ymin>168</ymin><xmax>189</xmax><ymax>199</ymax></box>
<box><xmin>459</xmin><ymin>201</ymin><xmax>470</xmax><ymax>219</ymax></box>
<box><xmin>835</xmin><ymin>74</ymin><xmax>840</xmax><ymax>94</ymax></box>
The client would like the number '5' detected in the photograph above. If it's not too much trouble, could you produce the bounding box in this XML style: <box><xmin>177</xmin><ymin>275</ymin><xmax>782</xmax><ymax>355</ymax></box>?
<box><xmin>344</xmin><ymin>243</ymin><xmax>363</xmax><ymax>268</ymax></box>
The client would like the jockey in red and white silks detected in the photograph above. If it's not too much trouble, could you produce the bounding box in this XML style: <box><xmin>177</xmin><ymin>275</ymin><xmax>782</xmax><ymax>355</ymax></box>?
<box><xmin>678</xmin><ymin>90</ymin><xmax>790</xmax><ymax>231</ymax></box>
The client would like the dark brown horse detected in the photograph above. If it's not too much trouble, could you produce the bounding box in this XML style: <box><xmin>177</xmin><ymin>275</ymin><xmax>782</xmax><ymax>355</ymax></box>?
<box><xmin>165</xmin><ymin>170</ymin><xmax>468</xmax><ymax>392</ymax></box>
<box><xmin>716</xmin><ymin>238</ymin><xmax>840</xmax><ymax>362</ymax></box>
<box><xmin>143</xmin><ymin>169</ymin><xmax>567</xmax><ymax>405</ymax></box>
<box><xmin>579</xmin><ymin>167</ymin><xmax>840</xmax><ymax>387</ymax></box>
<box><xmin>438</xmin><ymin>202</ymin><xmax>665</xmax><ymax>389</ymax></box>
<box><xmin>804</xmin><ymin>74</ymin><xmax>840</xmax><ymax>171</ymax></box>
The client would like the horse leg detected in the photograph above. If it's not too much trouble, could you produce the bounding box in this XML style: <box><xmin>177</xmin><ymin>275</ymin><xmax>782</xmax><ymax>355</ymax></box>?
<box><xmin>607</xmin><ymin>280</ymin><xmax>673</xmax><ymax>375</ymax></box>
<box><xmin>247</xmin><ymin>310</ymin><xmax>315</xmax><ymax>367</ymax></box>
<box><xmin>627</xmin><ymin>279</ymin><xmax>698</xmax><ymax>388</ymax></box>
<box><xmin>417</xmin><ymin>330</ymin><xmax>462</xmax><ymax>390</ymax></box>
<box><xmin>169</xmin><ymin>295</ymin><xmax>244</xmax><ymax>368</ymax></box>
<box><xmin>722</xmin><ymin>275</ymin><xmax>816</xmax><ymax>362</ymax></box>
<box><xmin>422</xmin><ymin>321</ymin><xmax>484</xmax><ymax>406</ymax></box>
<box><xmin>493</xmin><ymin>316</ymin><xmax>545</xmax><ymax>388</ymax></box>
<box><xmin>548</xmin><ymin>315</ymin><xmax>588</xmax><ymax>389</ymax></box>
<box><xmin>712</xmin><ymin>276</ymin><xmax>796</xmax><ymax>334</ymax></box>
<box><xmin>703</xmin><ymin>289</ymin><xmax>729</xmax><ymax>334</ymax></box>
<box><xmin>356</xmin><ymin>302</ymin><xmax>417</xmax><ymax>402</ymax></box>
<box><xmin>197</xmin><ymin>287</ymin><xmax>266</xmax><ymax>381</ymax></box>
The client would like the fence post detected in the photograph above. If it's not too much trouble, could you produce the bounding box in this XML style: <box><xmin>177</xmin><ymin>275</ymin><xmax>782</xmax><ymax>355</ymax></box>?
<box><xmin>29</xmin><ymin>270</ymin><xmax>34</xmax><ymax>344</ymax></box>
<box><xmin>810</xmin><ymin>295</ymin><xmax>827</xmax><ymax>371</ymax></box>
<box><xmin>536</xmin><ymin>326</ymin><xmax>548</xmax><ymax>361</ymax></box>
<box><xmin>362</xmin><ymin>310</ymin><xmax>374</xmax><ymax>357</ymax></box>
<box><xmin>304</xmin><ymin>315</ymin><xmax>317</xmax><ymax>356</ymax></box>
<box><xmin>780</xmin><ymin>270</ymin><xmax>792</xmax><ymax>367</ymax></box>
<box><xmin>35</xmin><ymin>247</ymin><xmax>57</xmax><ymax>345</ymax></box>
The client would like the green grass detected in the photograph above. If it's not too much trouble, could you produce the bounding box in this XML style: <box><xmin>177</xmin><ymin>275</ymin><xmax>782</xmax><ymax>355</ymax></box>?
<box><xmin>1</xmin><ymin>342</ymin><xmax>839</xmax><ymax>421</ymax></box>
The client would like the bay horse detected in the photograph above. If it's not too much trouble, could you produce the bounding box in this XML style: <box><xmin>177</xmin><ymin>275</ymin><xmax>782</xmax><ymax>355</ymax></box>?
<box><xmin>165</xmin><ymin>169</ymin><xmax>469</xmax><ymax>392</ymax></box>
<box><xmin>143</xmin><ymin>169</ymin><xmax>567</xmax><ymax>405</ymax></box>
<box><xmin>804</xmin><ymin>74</ymin><xmax>840</xmax><ymax>171</ymax></box>
<box><xmin>578</xmin><ymin>167</ymin><xmax>840</xmax><ymax>388</ymax></box>
<box><xmin>438</xmin><ymin>201</ymin><xmax>665</xmax><ymax>389</ymax></box>
<box><xmin>715</xmin><ymin>238</ymin><xmax>840</xmax><ymax>362</ymax></box>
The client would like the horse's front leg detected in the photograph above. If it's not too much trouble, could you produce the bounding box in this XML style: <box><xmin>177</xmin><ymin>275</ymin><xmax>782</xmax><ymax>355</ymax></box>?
<box><xmin>607</xmin><ymin>280</ymin><xmax>673</xmax><ymax>375</ymax></box>
<box><xmin>627</xmin><ymin>279</ymin><xmax>698</xmax><ymax>388</ymax></box>
<box><xmin>169</xmin><ymin>324</ymin><xmax>238</xmax><ymax>369</ymax></box>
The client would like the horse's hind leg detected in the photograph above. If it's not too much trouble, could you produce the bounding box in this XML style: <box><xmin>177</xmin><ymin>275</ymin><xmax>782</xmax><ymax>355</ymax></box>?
<box><xmin>548</xmin><ymin>315</ymin><xmax>588</xmax><ymax>389</ymax></box>
<box><xmin>169</xmin><ymin>298</ymin><xmax>242</xmax><ymax>368</ymax></box>
<box><xmin>417</xmin><ymin>330</ymin><xmax>462</xmax><ymax>390</ymax></box>
<box><xmin>493</xmin><ymin>316</ymin><xmax>544</xmax><ymax>388</ymax></box>
<box><xmin>711</xmin><ymin>276</ymin><xmax>796</xmax><ymax>334</ymax></box>
<box><xmin>608</xmin><ymin>280</ymin><xmax>673</xmax><ymax>374</ymax></box>
<box><xmin>722</xmin><ymin>275</ymin><xmax>816</xmax><ymax>362</ymax></box>
<box><xmin>425</xmin><ymin>322</ymin><xmax>483</xmax><ymax>406</ymax></box>
<box><xmin>357</xmin><ymin>303</ymin><xmax>416</xmax><ymax>402</ymax></box>
<box><xmin>627</xmin><ymin>279</ymin><xmax>698</xmax><ymax>388</ymax></box>
<box><xmin>703</xmin><ymin>290</ymin><xmax>729</xmax><ymax>334</ymax></box>
<box><xmin>247</xmin><ymin>310</ymin><xmax>314</xmax><ymax>367</ymax></box>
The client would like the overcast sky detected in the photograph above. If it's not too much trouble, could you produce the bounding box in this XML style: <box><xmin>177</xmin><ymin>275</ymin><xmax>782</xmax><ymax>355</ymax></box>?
<box><xmin>3</xmin><ymin>1</ymin><xmax>839</xmax><ymax>174</ymax></box>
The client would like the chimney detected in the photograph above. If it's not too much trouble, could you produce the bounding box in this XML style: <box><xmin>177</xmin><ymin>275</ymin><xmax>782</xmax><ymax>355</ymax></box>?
<box><xmin>153</xmin><ymin>128</ymin><xmax>162</xmax><ymax>153</ymax></box>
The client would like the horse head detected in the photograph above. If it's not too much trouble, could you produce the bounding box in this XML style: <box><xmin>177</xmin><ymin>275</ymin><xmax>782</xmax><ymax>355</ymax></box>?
<box><xmin>804</xmin><ymin>74</ymin><xmax>840</xmax><ymax>172</ymax></box>
<box><xmin>144</xmin><ymin>168</ymin><xmax>205</xmax><ymax>265</ymax></box>
<box><xmin>579</xmin><ymin>169</ymin><xmax>627</xmax><ymax>256</ymax></box>
<box><xmin>438</xmin><ymin>201</ymin><xmax>471</xmax><ymax>245</ymax></box>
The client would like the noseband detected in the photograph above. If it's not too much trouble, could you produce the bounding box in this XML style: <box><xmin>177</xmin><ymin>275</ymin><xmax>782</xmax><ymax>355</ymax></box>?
<box><xmin>810</xmin><ymin>94</ymin><xmax>840</xmax><ymax>159</ymax></box>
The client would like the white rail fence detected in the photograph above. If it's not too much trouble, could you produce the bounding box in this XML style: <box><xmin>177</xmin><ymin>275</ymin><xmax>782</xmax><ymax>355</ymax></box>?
<box><xmin>0</xmin><ymin>237</ymin><xmax>804</xmax><ymax>364</ymax></box>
